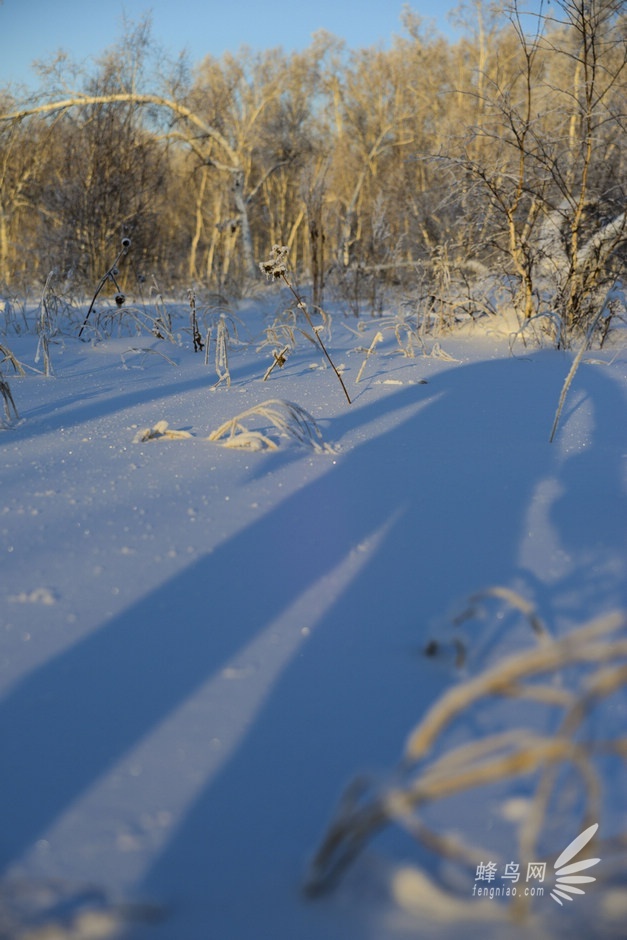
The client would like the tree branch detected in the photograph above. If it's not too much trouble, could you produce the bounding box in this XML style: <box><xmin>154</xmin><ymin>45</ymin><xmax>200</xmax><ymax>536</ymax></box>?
<box><xmin>0</xmin><ymin>92</ymin><xmax>240</xmax><ymax>169</ymax></box>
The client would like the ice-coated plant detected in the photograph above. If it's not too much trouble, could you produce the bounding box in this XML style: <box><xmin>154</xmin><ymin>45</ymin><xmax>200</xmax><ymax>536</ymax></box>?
<box><xmin>259</xmin><ymin>246</ymin><xmax>351</xmax><ymax>405</ymax></box>
<box><xmin>35</xmin><ymin>271</ymin><xmax>60</xmax><ymax>376</ymax></box>
<box><xmin>211</xmin><ymin>316</ymin><xmax>231</xmax><ymax>387</ymax></box>
<box><xmin>190</xmin><ymin>294</ymin><xmax>243</xmax><ymax>388</ymax></box>
<box><xmin>187</xmin><ymin>288</ymin><xmax>205</xmax><ymax>353</ymax></box>
<box><xmin>206</xmin><ymin>312</ymin><xmax>243</xmax><ymax>389</ymax></box>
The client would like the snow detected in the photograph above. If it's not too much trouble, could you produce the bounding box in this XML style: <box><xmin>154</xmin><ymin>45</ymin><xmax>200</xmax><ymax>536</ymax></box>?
<box><xmin>1</xmin><ymin>295</ymin><xmax>626</xmax><ymax>939</ymax></box>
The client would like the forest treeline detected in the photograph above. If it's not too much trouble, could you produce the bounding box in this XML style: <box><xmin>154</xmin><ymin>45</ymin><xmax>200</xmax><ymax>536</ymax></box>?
<box><xmin>1</xmin><ymin>1</ymin><xmax>626</xmax><ymax>335</ymax></box>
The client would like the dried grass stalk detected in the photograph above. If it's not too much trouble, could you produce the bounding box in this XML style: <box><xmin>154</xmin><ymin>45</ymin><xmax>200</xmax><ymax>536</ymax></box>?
<box><xmin>404</xmin><ymin>611</ymin><xmax>625</xmax><ymax>763</ymax></box>
<box><xmin>304</xmin><ymin>600</ymin><xmax>627</xmax><ymax>905</ymax></box>
<box><xmin>0</xmin><ymin>342</ymin><xmax>26</xmax><ymax>376</ymax></box>
<box><xmin>0</xmin><ymin>378</ymin><xmax>19</xmax><ymax>424</ymax></box>
<box><xmin>355</xmin><ymin>331</ymin><xmax>383</xmax><ymax>384</ymax></box>
<box><xmin>1</xmin><ymin>375</ymin><xmax>19</xmax><ymax>424</ymax></box>
<box><xmin>35</xmin><ymin>332</ymin><xmax>53</xmax><ymax>376</ymax></box>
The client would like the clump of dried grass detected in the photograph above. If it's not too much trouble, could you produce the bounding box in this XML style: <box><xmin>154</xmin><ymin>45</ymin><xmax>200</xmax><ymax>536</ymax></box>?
<box><xmin>208</xmin><ymin>399</ymin><xmax>336</xmax><ymax>453</ymax></box>
<box><xmin>304</xmin><ymin>595</ymin><xmax>627</xmax><ymax>923</ymax></box>
<box><xmin>133</xmin><ymin>421</ymin><xmax>192</xmax><ymax>443</ymax></box>
<box><xmin>132</xmin><ymin>400</ymin><xmax>335</xmax><ymax>454</ymax></box>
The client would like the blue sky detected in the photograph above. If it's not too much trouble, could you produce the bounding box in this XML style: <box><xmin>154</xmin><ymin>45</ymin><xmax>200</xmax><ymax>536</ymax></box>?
<box><xmin>0</xmin><ymin>0</ymin><xmax>466</xmax><ymax>89</ymax></box>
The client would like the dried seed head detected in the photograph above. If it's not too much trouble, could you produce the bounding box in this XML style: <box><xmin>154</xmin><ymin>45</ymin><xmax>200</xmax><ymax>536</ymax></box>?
<box><xmin>115</xmin><ymin>293</ymin><xmax>126</xmax><ymax>307</ymax></box>
<box><xmin>259</xmin><ymin>245</ymin><xmax>289</xmax><ymax>279</ymax></box>
<box><xmin>121</xmin><ymin>237</ymin><xmax>132</xmax><ymax>250</ymax></box>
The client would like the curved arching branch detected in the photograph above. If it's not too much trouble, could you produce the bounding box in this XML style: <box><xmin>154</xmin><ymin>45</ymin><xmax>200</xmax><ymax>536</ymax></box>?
<box><xmin>0</xmin><ymin>92</ymin><xmax>240</xmax><ymax>171</ymax></box>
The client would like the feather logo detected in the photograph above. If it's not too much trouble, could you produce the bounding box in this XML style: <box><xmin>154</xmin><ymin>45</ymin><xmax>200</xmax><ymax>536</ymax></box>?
<box><xmin>550</xmin><ymin>823</ymin><xmax>600</xmax><ymax>906</ymax></box>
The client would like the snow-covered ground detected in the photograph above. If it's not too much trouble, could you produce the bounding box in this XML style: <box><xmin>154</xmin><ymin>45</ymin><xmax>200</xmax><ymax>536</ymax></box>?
<box><xmin>1</xmin><ymin>294</ymin><xmax>626</xmax><ymax>939</ymax></box>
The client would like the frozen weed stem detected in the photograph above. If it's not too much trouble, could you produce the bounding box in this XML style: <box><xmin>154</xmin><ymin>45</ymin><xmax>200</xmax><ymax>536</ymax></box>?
<box><xmin>187</xmin><ymin>288</ymin><xmax>205</xmax><ymax>353</ymax></box>
<box><xmin>259</xmin><ymin>246</ymin><xmax>351</xmax><ymax>404</ymax></box>
<box><xmin>78</xmin><ymin>237</ymin><xmax>132</xmax><ymax>338</ymax></box>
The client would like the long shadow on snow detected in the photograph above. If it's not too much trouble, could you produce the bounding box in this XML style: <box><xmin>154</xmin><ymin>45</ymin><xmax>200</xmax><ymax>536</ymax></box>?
<box><xmin>0</xmin><ymin>353</ymin><xmax>624</xmax><ymax>896</ymax></box>
<box><xmin>8</xmin><ymin>353</ymin><xmax>267</xmax><ymax>443</ymax></box>
<box><xmin>118</xmin><ymin>353</ymin><xmax>627</xmax><ymax>929</ymax></box>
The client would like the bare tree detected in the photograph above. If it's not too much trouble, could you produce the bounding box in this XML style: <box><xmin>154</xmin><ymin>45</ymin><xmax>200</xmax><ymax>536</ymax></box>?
<box><xmin>2</xmin><ymin>5</ymin><xmax>626</xmax><ymax>323</ymax></box>
<box><xmin>539</xmin><ymin>0</ymin><xmax>627</xmax><ymax>334</ymax></box>
<box><xmin>439</xmin><ymin>0</ymin><xmax>627</xmax><ymax>339</ymax></box>
<box><xmin>1</xmin><ymin>44</ymin><xmax>289</xmax><ymax>284</ymax></box>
